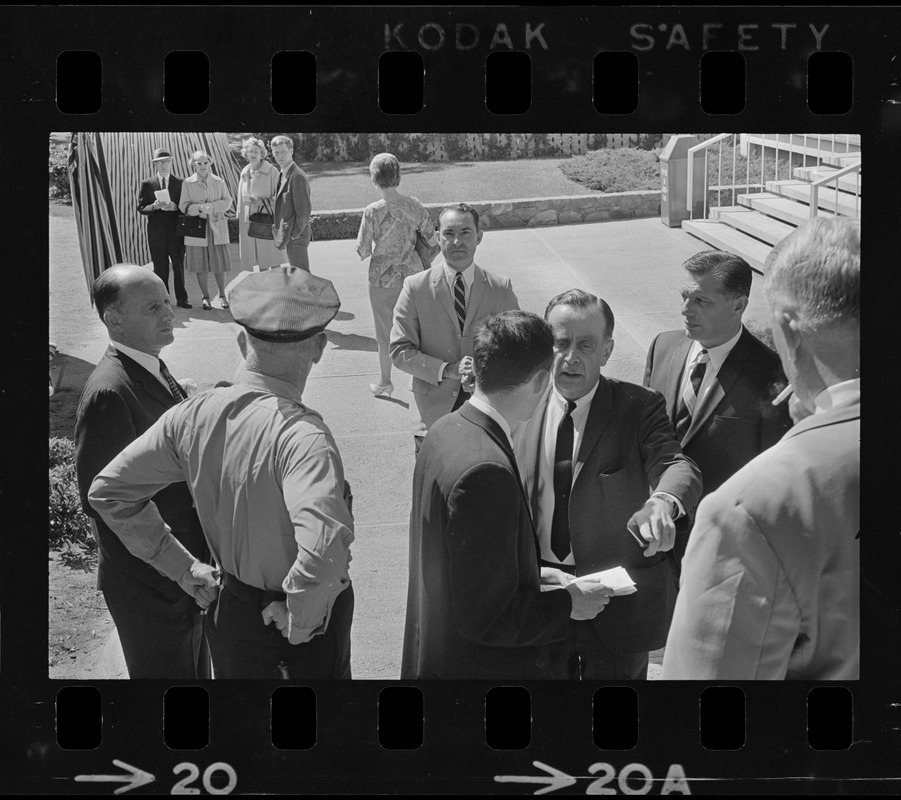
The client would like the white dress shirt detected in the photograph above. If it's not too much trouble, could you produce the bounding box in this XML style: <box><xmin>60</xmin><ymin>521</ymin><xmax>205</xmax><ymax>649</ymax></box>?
<box><xmin>535</xmin><ymin>383</ymin><xmax>600</xmax><ymax>565</ymax></box>
<box><xmin>813</xmin><ymin>378</ymin><xmax>860</xmax><ymax>414</ymax></box>
<box><xmin>111</xmin><ymin>340</ymin><xmax>172</xmax><ymax>394</ymax></box>
<box><xmin>679</xmin><ymin>325</ymin><xmax>744</xmax><ymax>407</ymax></box>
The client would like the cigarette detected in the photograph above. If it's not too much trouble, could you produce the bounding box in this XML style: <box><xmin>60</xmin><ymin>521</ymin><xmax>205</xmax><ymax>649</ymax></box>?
<box><xmin>772</xmin><ymin>384</ymin><xmax>793</xmax><ymax>406</ymax></box>
<box><xmin>626</xmin><ymin>526</ymin><xmax>648</xmax><ymax>549</ymax></box>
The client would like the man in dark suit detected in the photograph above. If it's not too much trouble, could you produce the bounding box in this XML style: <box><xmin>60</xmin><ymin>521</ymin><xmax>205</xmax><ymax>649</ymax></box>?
<box><xmin>643</xmin><ymin>251</ymin><xmax>791</xmax><ymax>570</ymax></box>
<box><xmin>137</xmin><ymin>147</ymin><xmax>191</xmax><ymax>309</ymax></box>
<box><xmin>401</xmin><ymin>311</ymin><xmax>614</xmax><ymax>679</ymax></box>
<box><xmin>270</xmin><ymin>135</ymin><xmax>313</xmax><ymax>270</ymax></box>
<box><xmin>515</xmin><ymin>290</ymin><xmax>702</xmax><ymax>680</ymax></box>
<box><xmin>75</xmin><ymin>264</ymin><xmax>213</xmax><ymax>678</ymax></box>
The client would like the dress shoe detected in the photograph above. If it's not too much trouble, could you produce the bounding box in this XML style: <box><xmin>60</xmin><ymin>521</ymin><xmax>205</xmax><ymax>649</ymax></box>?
<box><xmin>177</xmin><ymin>300</ymin><xmax>193</xmax><ymax>309</ymax></box>
<box><xmin>370</xmin><ymin>382</ymin><xmax>394</xmax><ymax>397</ymax></box>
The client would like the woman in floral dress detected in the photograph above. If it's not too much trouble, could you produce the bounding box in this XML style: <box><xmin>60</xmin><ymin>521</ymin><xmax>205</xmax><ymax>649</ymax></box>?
<box><xmin>355</xmin><ymin>153</ymin><xmax>438</xmax><ymax>396</ymax></box>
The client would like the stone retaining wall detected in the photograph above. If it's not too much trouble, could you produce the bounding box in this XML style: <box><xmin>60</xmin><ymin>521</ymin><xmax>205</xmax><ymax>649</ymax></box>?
<box><xmin>310</xmin><ymin>190</ymin><xmax>662</xmax><ymax>241</ymax></box>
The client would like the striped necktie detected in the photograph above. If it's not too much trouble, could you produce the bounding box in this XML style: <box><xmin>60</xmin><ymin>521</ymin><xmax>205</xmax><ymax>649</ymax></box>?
<box><xmin>158</xmin><ymin>358</ymin><xmax>187</xmax><ymax>401</ymax></box>
<box><xmin>674</xmin><ymin>349</ymin><xmax>708</xmax><ymax>439</ymax></box>
<box><xmin>453</xmin><ymin>272</ymin><xmax>466</xmax><ymax>334</ymax></box>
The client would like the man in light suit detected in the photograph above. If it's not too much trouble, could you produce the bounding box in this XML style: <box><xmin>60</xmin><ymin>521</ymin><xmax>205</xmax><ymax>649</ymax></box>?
<box><xmin>390</xmin><ymin>203</ymin><xmax>519</xmax><ymax>452</ymax></box>
<box><xmin>137</xmin><ymin>147</ymin><xmax>191</xmax><ymax>308</ymax></box>
<box><xmin>74</xmin><ymin>264</ymin><xmax>212</xmax><ymax>678</ymax></box>
<box><xmin>515</xmin><ymin>289</ymin><xmax>702</xmax><ymax>680</ymax></box>
<box><xmin>643</xmin><ymin>251</ymin><xmax>792</xmax><ymax>573</ymax></box>
<box><xmin>271</xmin><ymin>135</ymin><xmax>313</xmax><ymax>270</ymax></box>
<box><xmin>402</xmin><ymin>311</ymin><xmax>614</xmax><ymax>679</ymax></box>
<box><xmin>662</xmin><ymin>217</ymin><xmax>860</xmax><ymax>680</ymax></box>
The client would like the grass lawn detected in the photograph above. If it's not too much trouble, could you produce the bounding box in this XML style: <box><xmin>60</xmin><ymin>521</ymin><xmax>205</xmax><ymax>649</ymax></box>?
<box><xmin>304</xmin><ymin>158</ymin><xmax>594</xmax><ymax>211</ymax></box>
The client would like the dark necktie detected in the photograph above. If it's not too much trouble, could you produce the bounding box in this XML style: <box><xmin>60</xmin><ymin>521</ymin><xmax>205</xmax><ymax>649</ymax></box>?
<box><xmin>550</xmin><ymin>399</ymin><xmax>577</xmax><ymax>562</ymax></box>
<box><xmin>453</xmin><ymin>272</ymin><xmax>466</xmax><ymax>334</ymax></box>
<box><xmin>674</xmin><ymin>349</ymin><xmax>709</xmax><ymax>440</ymax></box>
<box><xmin>161</xmin><ymin>176</ymin><xmax>167</xmax><ymax>191</ymax></box>
<box><xmin>158</xmin><ymin>358</ymin><xmax>187</xmax><ymax>401</ymax></box>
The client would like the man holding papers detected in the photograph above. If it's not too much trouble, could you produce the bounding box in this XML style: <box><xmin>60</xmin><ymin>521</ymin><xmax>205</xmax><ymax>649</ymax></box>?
<box><xmin>401</xmin><ymin>311</ymin><xmax>614</xmax><ymax>680</ymax></box>
<box><xmin>515</xmin><ymin>290</ymin><xmax>702</xmax><ymax>680</ymax></box>
<box><xmin>138</xmin><ymin>147</ymin><xmax>191</xmax><ymax>309</ymax></box>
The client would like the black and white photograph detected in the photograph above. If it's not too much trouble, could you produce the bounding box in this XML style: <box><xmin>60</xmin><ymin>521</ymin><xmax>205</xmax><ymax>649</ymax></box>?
<box><xmin>49</xmin><ymin>131</ymin><xmax>860</xmax><ymax>682</ymax></box>
<box><xmin>4</xmin><ymin>3</ymin><xmax>899</xmax><ymax>795</ymax></box>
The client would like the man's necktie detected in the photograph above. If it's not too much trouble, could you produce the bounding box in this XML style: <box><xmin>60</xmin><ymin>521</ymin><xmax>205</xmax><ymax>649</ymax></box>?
<box><xmin>158</xmin><ymin>358</ymin><xmax>187</xmax><ymax>401</ymax></box>
<box><xmin>551</xmin><ymin>399</ymin><xmax>577</xmax><ymax>562</ymax></box>
<box><xmin>161</xmin><ymin>176</ymin><xmax>166</xmax><ymax>191</ymax></box>
<box><xmin>453</xmin><ymin>272</ymin><xmax>466</xmax><ymax>334</ymax></box>
<box><xmin>674</xmin><ymin>349</ymin><xmax>709</xmax><ymax>440</ymax></box>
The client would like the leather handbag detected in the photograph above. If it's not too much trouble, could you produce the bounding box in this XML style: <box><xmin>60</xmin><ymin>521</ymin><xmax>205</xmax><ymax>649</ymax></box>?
<box><xmin>248</xmin><ymin>199</ymin><xmax>274</xmax><ymax>240</ymax></box>
<box><xmin>176</xmin><ymin>213</ymin><xmax>207</xmax><ymax>238</ymax></box>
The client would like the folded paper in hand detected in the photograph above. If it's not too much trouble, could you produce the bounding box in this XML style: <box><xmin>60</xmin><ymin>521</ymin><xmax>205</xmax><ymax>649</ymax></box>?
<box><xmin>574</xmin><ymin>566</ymin><xmax>637</xmax><ymax>596</ymax></box>
<box><xmin>154</xmin><ymin>189</ymin><xmax>171</xmax><ymax>204</ymax></box>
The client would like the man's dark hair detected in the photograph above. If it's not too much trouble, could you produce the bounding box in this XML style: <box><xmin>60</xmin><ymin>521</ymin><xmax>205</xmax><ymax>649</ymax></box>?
<box><xmin>544</xmin><ymin>288</ymin><xmax>615</xmax><ymax>338</ymax></box>
<box><xmin>472</xmin><ymin>311</ymin><xmax>553</xmax><ymax>395</ymax></box>
<box><xmin>92</xmin><ymin>267</ymin><xmax>125</xmax><ymax>320</ymax></box>
<box><xmin>683</xmin><ymin>250</ymin><xmax>752</xmax><ymax>298</ymax></box>
<box><xmin>438</xmin><ymin>202</ymin><xmax>480</xmax><ymax>232</ymax></box>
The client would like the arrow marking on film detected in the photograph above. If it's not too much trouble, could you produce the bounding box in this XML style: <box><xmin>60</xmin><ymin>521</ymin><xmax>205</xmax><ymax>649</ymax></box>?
<box><xmin>495</xmin><ymin>760</ymin><xmax>577</xmax><ymax>795</ymax></box>
<box><xmin>75</xmin><ymin>759</ymin><xmax>155</xmax><ymax>795</ymax></box>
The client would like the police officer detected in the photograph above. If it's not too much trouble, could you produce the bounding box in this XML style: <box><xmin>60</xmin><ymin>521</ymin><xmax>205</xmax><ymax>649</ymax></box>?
<box><xmin>89</xmin><ymin>267</ymin><xmax>355</xmax><ymax>679</ymax></box>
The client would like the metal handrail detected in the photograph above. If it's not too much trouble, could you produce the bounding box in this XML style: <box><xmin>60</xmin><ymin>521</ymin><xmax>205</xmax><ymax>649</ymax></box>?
<box><xmin>686</xmin><ymin>133</ymin><xmax>731</xmax><ymax>220</ymax></box>
<box><xmin>808</xmin><ymin>162</ymin><xmax>862</xmax><ymax>219</ymax></box>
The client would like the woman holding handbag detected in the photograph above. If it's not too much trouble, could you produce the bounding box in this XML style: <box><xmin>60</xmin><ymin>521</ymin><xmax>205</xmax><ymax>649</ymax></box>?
<box><xmin>355</xmin><ymin>153</ymin><xmax>439</xmax><ymax>397</ymax></box>
<box><xmin>179</xmin><ymin>150</ymin><xmax>234</xmax><ymax>310</ymax></box>
<box><xmin>237</xmin><ymin>137</ymin><xmax>282</xmax><ymax>273</ymax></box>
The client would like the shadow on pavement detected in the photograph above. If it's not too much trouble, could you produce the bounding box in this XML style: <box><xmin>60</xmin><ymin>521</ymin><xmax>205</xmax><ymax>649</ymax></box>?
<box><xmin>325</xmin><ymin>331</ymin><xmax>378</xmax><ymax>352</ymax></box>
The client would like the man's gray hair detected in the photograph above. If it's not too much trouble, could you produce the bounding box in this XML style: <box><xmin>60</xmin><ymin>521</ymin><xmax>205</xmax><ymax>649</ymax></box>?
<box><xmin>763</xmin><ymin>217</ymin><xmax>860</xmax><ymax>330</ymax></box>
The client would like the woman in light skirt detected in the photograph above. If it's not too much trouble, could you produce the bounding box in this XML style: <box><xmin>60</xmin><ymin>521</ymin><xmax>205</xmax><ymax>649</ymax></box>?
<box><xmin>179</xmin><ymin>150</ymin><xmax>233</xmax><ymax>310</ymax></box>
<box><xmin>237</xmin><ymin>137</ymin><xmax>282</xmax><ymax>272</ymax></box>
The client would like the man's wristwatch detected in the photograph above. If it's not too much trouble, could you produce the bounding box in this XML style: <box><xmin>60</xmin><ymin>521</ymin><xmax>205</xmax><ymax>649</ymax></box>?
<box><xmin>652</xmin><ymin>493</ymin><xmax>680</xmax><ymax>520</ymax></box>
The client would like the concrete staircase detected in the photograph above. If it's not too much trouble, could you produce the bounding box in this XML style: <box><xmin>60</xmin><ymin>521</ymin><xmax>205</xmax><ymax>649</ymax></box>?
<box><xmin>682</xmin><ymin>137</ymin><xmax>861</xmax><ymax>273</ymax></box>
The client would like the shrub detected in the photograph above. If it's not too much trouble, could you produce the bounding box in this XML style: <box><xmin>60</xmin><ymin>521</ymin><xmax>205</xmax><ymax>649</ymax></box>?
<box><xmin>49</xmin><ymin>437</ymin><xmax>96</xmax><ymax>553</ymax></box>
<box><xmin>744</xmin><ymin>320</ymin><xmax>777</xmax><ymax>351</ymax></box>
<box><xmin>559</xmin><ymin>147</ymin><xmax>661</xmax><ymax>193</ymax></box>
<box><xmin>49</xmin><ymin>142</ymin><xmax>72</xmax><ymax>203</ymax></box>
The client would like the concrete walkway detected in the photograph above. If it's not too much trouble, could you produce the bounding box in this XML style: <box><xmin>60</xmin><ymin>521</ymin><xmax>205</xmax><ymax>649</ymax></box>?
<box><xmin>50</xmin><ymin>213</ymin><xmax>775</xmax><ymax>679</ymax></box>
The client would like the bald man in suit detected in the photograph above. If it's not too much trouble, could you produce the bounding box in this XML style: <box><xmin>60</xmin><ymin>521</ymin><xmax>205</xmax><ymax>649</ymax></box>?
<box><xmin>75</xmin><ymin>264</ymin><xmax>210</xmax><ymax>679</ymax></box>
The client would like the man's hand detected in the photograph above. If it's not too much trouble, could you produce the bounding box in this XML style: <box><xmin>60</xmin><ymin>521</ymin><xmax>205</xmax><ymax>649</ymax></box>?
<box><xmin>788</xmin><ymin>394</ymin><xmax>814</xmax><ymax>425</ymax></box>
<box><xmin>163</xmin><ymin>200</ymin><xmax>177</xmax><ymax>211</ymax></box>
<box><xmin>176</xmin><ymin>562</ymin><xmax>221</xmax><ymax>610</ymax></box>
<box><xmin>262</xmin><ymin>600</ymin><xmax>290</xmax><ymax>639</ymax></box>
<box><xmin>627</xmin><ymin>496</ymin><xmax>676</xmax><ymax>557</ymax></box>
<box><xmin>444</xmin><ymin>356</ymin><xmax>473</xmax><ymax>382</ymax></box>
<box><xmin>540</xmin><ymin>566</ymin><xmax>574</xmax><ymax>589</ymax></box>
<box><xmin>565</xmin><ymin>578</ymin><xmax>614</xmax><ymax>620</ymax></box>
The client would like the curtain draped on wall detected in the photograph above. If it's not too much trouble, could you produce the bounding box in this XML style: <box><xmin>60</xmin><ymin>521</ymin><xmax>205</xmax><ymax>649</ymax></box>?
<box><xmin>67</xmin><ymin>132</ymin><xmax>241</xmax><ymax>301</ymax></box>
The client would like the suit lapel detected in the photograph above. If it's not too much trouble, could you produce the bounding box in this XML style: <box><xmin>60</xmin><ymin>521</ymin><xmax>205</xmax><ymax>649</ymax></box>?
<box><xmin>430</xmin><ymin>267</ymin><xmax>460</xmax><ymax>333</ymax></box>
<box><xmin>464</xmin><ymin>265</ymin><xmax>488</xmax><ymax>332</ymax></box>
<box><xmin>683</xmin><ymin>326</ymin><xmax>750</xmax><ymax>447</ymax></box>
<box><xmin>664</xmin><ymin>337</ymin><xmax>693</xmax><ymax>423</ymax></box>
<box><xmin>573</xmin><ymin>376</ymin><xmax>613</xmax><ymax>485</ymax></box>
<box><xmin>109</xmin><ymin>347</ymin><xmax>176</xmax><ymax>411</ymax></box>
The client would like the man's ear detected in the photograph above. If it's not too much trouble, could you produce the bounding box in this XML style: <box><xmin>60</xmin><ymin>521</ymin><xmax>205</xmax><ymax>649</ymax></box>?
<box><xmin>476</xmin><ymin>228</ymin><xmax>484</xmax><ymax>245</ymax></box>
<box><xmin>599</xmin><ymin>338</ymin><xmax>615</xmax><ymax>367</ymax></box>
<box><xmin>310</xmin><ymin>331</ymin><xmax>328</xmax><ymax>364</ymax></box>
<box><xmin>532</xmin><ymin>368</ymin><xmax>550</xmax><ymax>395</ymax></box>
<box><xmin>102</xmin><ymin>307</ymin><xmax>120</xmax><ymax>334</ymax></box>
<box><xmin>236</xmin><ymin>329</ymin><xmax>248</xmax><ymax>358</ymax></box>
<box><xmin>776</xmin><ymin>310</ymin><xmax>803</xmax><ymax>354</ymax></box>
<box><xmin>735</xmin><ymin>294</ymin><xmax>749</xmax><ymax>316</ymax></box>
